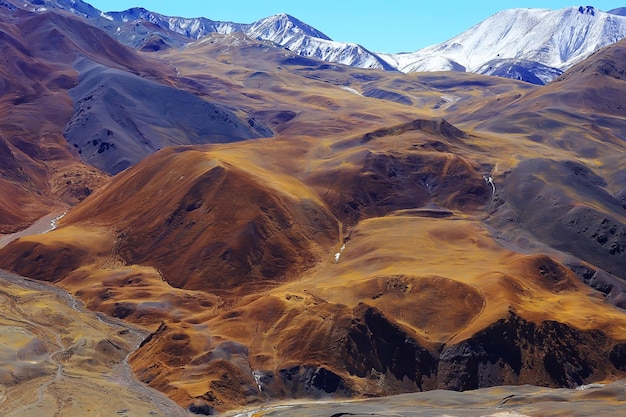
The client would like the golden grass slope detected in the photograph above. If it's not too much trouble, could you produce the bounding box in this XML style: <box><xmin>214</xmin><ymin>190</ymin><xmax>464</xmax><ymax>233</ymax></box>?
<box><xmin>2</xmin><ymin>117</ymin><xmax>626</xmax><ymax>412</ymax></box>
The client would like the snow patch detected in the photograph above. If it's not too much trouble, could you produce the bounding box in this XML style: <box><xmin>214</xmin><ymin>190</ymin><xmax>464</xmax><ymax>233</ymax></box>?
<box><xmin>252</xmin><ymin>370</ymin><xmax>264</xmax><ymax>392</ymax></box>
<box><xmin>576</xmin><ymin>383</ymin><xmax>605</xmax><ymax>390</ymax></box>
<box><xmin>340</xmin><ymin>86</ymin><xmax>362</xmax><ymax>96</ymax></box>
<box><xmin>334</xmin><ymin>243</ymin><xmax>346</xmax><ymax>263</ymax></box>
<box><xmin>43</xmin><ymin>212</ymin><xmax>66</xmax><ymax>234</ymax></box>
<box><xmin>440</xmin><ymin>95</ymin><xmax>460</xmax><ymax>104</ymax></box>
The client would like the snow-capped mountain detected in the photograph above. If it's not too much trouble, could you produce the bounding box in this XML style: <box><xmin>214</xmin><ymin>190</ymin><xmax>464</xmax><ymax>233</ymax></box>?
<box><xmin>9</xmin><ymin>1</ymin><xmax>626</xmax><ymax>83</ymax></box>
<box><xmin>10</xmin><ymin>0</ymin><xmax>393</xmax><ymax>71</ymax></box>
<box><xmin>20</xmin><ymin>0</ymin><xmax>101</xmax><ymax>18</ymax></box>
<box><xmin>245</xmin><ymin>13</ymin><xmax>332</xmax><ymax>44</ymax></box>
<box><xmin>245</xmin><ymin>14</ymin><xmax>394</xmax><ymax>70</ymax></box>
<box><xmin>381</xmin><ymin>6</ymin><xmax>626</xmax><ymax>83</ymax></box>
<box><xmin>609</xmin><ymin>7</ymin><xmax>626</xmax><ymax>16</ymax></box>
<box><xmin>240</xmin><ymin>14</ymin><xmax>393</xmax><ymax>70</ymax></box>
<box><xmin>104</xmin><ymin>7</ymin><xmax>243</xmax><ymax>39</ymax></box>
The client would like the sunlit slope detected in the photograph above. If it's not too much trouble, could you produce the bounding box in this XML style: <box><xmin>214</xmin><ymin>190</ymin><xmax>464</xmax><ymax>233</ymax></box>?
<box><xmin>126</xmin><ymin>207</ymin><xmax>626</xmax><ymax>411</ymax></box>
<box><xmin>2</xmin><ymin>115</ymin><xmax>626</xmax><ymax>412</ymax></box>
<box><xmin>0</xmin><ymin>8</ymin><xmax>279</xmax><ymax>233</ymax></box>
<box><xmin>1</xmin><ymin>146</ymin><xmax>340</xmax><ymax>295</ymax></box>
<box><xmin>1</xmin><ymin>10</ymin><xmax>626</xmax><ymax>414</ymax></box>
<box><xmin>160</xmin><ymin>32</ymin><xmax>536</xmax><ymax>137</ymax></box>
<box><xmin>0</xmin><ymin>270</ymin><xmax>187</xmax><ymax>416</ymax></box>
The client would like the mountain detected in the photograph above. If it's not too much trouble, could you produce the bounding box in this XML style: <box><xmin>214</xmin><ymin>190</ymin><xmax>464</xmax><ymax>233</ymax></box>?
<box><xmin>0</xmin><ymin>3</ymin><xmax>270</xmax><ymax>231</ymax></box>
<box><xmin>14</xmin><ymin>1</ymin><xmax>393</xmax><ymax>70</ymax></box>
<box><xmin>609</xmin><ymin>7</ymin><xmax>626</xmax><ymax>16</ymax></box>
<box><xmin>104</xmin><ymin>7</ymin><xmax>242</xmax><ymax>40</ymax></box>
<box><xmin>23</xmin><ymin>0</ymin><xmax>101</xmax><ymax>18</ymax></box>
<box><xmin>381</xmin><ymin>6</ymin><xmax>626</xmax><ymax>83</ymax></box>
<box><xmin>3</xmin><ymin>36</ymin><xmax>626</xmax><ymax>412</ymax></box>
<box><xmin>11</xmin><ymin>1</ymin><xmax>626</xmax><ymax>82</ymax></box>
<box><xmin>244</xmin><ymin>14</ymin><xmax>395</xmax><ymax>70</ymax></box>
<box><xmin>63</xmin><ymin>63</ymin><xmax>272</xmax><ymax>175</ymax></box>
<box><xmin>2</xmin><ymin>1</ymin><xmax>626</xmax><ymax>415</ymax></box>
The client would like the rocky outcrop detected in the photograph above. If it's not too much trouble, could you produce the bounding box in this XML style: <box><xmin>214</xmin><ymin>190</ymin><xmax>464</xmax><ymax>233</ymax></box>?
<box><xmin>137</xmin><ymin>305</ymin><xmax>625</xmax><ymax>412</ymax></box>
<box><xmin>437</xmin><ymin>312</ymin><xmax>611</xmax><ymax>390</ymax></box>
<box><xmin>342</xmin><ymin>304</ymin><xmax>439</xmax><ymax>391</ymax></box>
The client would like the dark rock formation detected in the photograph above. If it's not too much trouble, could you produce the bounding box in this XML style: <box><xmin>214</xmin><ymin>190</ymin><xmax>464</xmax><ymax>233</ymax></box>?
<box><xmin>342</xmin><ymin>304</ymin><xmax>439</xmax><ymax>391</ymax></box>
<box><xmin>437</xmin><ymin>312</ymin><xmax>610</xmax><ymax>390</ymax></box>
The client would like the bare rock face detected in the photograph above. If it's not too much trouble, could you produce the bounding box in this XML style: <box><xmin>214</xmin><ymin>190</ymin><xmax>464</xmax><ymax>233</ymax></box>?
<box><xmin>339</xmin><ymin>308</ymin><xmax>622</xmax><ymax>396</ymax></box>
<box><xmin>610</xmin><ymin>343</ymin><xmax>626</xmax><ymax>371</ymax></box>
<box><xmin>341</xmin><ymin>304</ymin><xmax>439</xmax><ymax>391</ymax></box>
<box><xmin>437</xmin><ymin>312</ymin><xmax>610</xmax><ymax>391</ymax></box>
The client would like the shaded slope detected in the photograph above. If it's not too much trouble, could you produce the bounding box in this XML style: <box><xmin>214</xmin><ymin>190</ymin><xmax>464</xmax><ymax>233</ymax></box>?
<box><xmin>489</xmin><ymin>158</ymin><xmax>626</xmax><ymax>280</ymax></box>
<box><xmin>64</xmin><ymin>64</ymin><xmax>272</xmax><ymax>174</ymax></box>
<box><xmin>307</xmin><ymin>119</ymin><xmax>489</xmax><ymax>227</ymax></box>
<box><xmin>0</xmin><ymin>5</ymin><xmax>275</xmax><ymax>234</ymax></box>
<box><xmin>17</xmin><ymin>10</ymin><xmax>161</xmax><ymax>75</ymax></box>
<box><xmin>0</xmin><ymin>7</ymin><xmax>110</xmax><ymax>232</ymax></box>
<box><xmin>454</xmin><ymin>39</ymin><xmax>626</xmax><ymax>284</ymax></box>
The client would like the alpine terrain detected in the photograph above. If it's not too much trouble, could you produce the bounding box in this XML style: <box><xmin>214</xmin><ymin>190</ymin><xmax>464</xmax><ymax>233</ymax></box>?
<box><xmin>0</xmin><ymin>1</ymin><xmax>626</xmax><ymax>416</ymax></box>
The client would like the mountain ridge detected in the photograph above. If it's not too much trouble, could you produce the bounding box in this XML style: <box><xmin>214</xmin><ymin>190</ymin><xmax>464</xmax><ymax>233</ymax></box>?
<box><xmin>13</xmin><ymin>1</ymin><xmax>626</xmax><ymax>83</ymax></box>
<box><xmin>381</xmin><ymin>6</ymin><xmax>626</xmax><ymax>83</ymax></box>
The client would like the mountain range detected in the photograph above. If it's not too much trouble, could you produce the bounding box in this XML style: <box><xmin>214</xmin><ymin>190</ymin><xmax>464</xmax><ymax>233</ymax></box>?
<box><xmin>0</xmin><ymin>1</ymin><xmax>626</xmax><ymax>416</ymax></box>
<box><xmin>14</xmin><ymin>1</ymin><xmax>626</xmax><ymax>83</ymax></box>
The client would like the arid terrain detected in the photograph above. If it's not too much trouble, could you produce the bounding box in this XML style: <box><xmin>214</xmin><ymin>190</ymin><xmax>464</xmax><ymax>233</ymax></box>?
<box><xmin>1</xmin><ymin>2</ymin><xmax>626</xmax><ymax>416</ymax></box>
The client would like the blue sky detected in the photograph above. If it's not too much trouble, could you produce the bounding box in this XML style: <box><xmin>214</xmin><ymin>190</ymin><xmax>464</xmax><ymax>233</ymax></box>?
<box><xmin>88</xmin><ymin>1</ymin><xmax>626</xmax><ymax>53</ymax></box>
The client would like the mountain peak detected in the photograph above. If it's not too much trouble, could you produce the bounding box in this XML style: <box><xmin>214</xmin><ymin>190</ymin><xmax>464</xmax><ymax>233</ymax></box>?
<box><xmin>16</xmin><ymin>0</ymin><xmax>101</xmax><ymax>18</ymax></box>
<box><xmin>609</xmin><ymin>7</ymin><xmax>626</xmax><ymax>16</ymax></box>
<box><xmin>249</xmin><ymin>12</ymin><xmax>332</xmax><ymax>42</ymax></box>
<box><xmin>578</xmin><ymin>5</ymin><xmax>596</xmax><ymax>16</ymax></box>
<box><xmin>382</xmin><ymin>6</ymin><xmax>626</xmax><ymax>84</ymax></box>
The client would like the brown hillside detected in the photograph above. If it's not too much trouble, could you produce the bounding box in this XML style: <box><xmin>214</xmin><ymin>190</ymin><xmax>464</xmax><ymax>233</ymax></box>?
<box><xmin>3</xmin><ymin>121</ymin><xmax>626</xmax><ymax>412</ymax></box>
<box><xmin>1</xmin><ymin>5</ymin><xmax>626</xmax><ymax>415</ymax></box>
